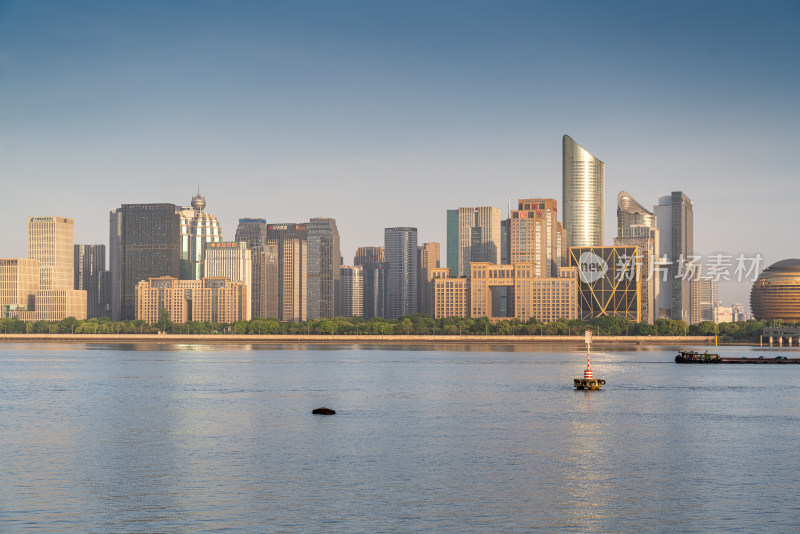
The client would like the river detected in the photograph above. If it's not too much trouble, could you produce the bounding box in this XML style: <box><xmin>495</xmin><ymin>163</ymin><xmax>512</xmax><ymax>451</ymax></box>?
<box><xmin>1</xmin><ymin>342</ymin><xmax>798</xmax><ymax>532</ymax></box>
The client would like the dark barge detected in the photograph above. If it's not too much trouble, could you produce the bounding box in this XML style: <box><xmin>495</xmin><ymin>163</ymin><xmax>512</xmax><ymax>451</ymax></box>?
<box><xmin>675</xmin><ymin>350</ymin><xmax>800</xmax><ymax>364</ymax></box>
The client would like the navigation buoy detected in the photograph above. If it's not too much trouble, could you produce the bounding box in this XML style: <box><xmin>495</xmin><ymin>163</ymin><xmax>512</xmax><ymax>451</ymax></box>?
<box><xmin>574</xmin><ymin>329</ymin><xmax>605</xmax><ymax>390</ymax></box>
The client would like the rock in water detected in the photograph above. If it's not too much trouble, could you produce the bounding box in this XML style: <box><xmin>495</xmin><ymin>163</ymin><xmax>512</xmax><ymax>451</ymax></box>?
<box><xmin>312</xmin><ymin>407</ymin><xmax>336</xmax><ymax>415</ymax></box>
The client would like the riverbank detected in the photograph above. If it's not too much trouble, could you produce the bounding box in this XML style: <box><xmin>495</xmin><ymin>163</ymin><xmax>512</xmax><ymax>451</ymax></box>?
<box><xmin>0</xmin><ymin>333</ymin><xmax>718</xmax><ymax>345</ymax></box>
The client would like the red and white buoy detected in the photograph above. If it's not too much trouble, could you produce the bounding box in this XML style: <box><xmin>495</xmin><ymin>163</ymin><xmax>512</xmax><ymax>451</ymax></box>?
<box><xmin>574</xmin><ymin>329</ymin><xmax>604</xmax><ymax>390</ymax></box>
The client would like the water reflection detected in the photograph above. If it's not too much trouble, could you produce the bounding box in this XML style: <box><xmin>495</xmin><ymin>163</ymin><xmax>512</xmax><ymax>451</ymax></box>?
<box><xmin>1</xmin><ymin>344</ymin><xmax>799</xmax><ymax>532</ymax></box>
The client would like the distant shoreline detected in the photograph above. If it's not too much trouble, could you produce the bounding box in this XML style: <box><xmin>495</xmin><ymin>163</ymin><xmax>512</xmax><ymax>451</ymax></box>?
<box><xmin>0</xmin><ymin>333</ymin><xmax>728</xmax><ymax>345</ymax></box>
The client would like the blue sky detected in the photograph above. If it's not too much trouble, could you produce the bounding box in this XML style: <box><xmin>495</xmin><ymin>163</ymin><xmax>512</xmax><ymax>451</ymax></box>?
<box><xmin>1</xmin><ymin>0</ymin><xmax>798</xmax><ymax>308</ymax></box>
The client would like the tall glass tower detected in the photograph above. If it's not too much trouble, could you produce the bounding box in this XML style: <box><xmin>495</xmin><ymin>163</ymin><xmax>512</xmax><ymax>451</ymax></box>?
<box><xmin>307</xmin><ymin>218</ymin><xmax>341</xmax><ymax>319</ymax></box>
<box><xmin>563</xmin><ymin>135</ymin><xmax>604</xmax><ymax>248</ymax></box>
<box><xmin>384</xmin><ymin>227</ymin><xmax>418</xmax><ymax>319</ymax></box>
<box><xmin>614</xmin><ymin>191</ymin><xmax>660</xmax><ymax>324</ymax></box>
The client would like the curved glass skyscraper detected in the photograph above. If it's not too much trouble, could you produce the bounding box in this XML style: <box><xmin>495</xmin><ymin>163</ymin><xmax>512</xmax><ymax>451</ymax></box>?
<box><xmin>617</xmin><ymin>191</ymin><xmax>655</xmax><ymax>235</ymax></box>
<box><xmin>563</xmin><ymin>135</ymin><xmax>604</xmax><ymax>248</ymax></box>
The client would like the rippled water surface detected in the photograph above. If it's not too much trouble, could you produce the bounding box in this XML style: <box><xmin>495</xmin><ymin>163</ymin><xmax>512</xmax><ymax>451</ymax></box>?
<box><xmin>1</xmin><ymin>342</ymin><xmax>799</xmax><ymax>532</ymax></box>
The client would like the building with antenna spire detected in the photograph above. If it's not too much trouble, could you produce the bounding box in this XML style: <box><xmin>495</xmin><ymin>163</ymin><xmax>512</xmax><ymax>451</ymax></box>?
<box><xmin>178</xmin><ymin>191</ymin><xmax>222</xmax><ymax>280</ymax></box>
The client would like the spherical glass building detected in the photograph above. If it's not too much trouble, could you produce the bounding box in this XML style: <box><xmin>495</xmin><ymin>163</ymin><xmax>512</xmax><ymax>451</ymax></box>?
<box><xmin>750</xmin><ymin>259</ymin><xmax>800</xmax><ymax>322</ymax></box>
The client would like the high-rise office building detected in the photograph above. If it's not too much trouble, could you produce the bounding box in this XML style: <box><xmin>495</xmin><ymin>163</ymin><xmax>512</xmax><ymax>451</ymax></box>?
<box><xmin>417</xmin><ymin>242</ymin><xmax>440</xmax><ymax>316</ymax></box>
<box><xmin>569</xmin><ymin>246</ymin><xmax>641</xmax><ymax>322</ymax></box>
<box><xmin>235</xmin><ymin>218</ymin><xmax>268</xmax><ymax>249</ymax></box>
<box><xmin>307</xmin><ymin>218</ymin><xmax>341</xmax><ymax>319</ymax></box>
<box><xmin>354</xmin><ymin>247</ymin><xmax>384</xmax><ymax>267</ymax></box>
<box><xmin>354</xmin><ymin>246</ymin><xmax>386</xmax><ymax>319</ymax></box>
<box><xmin>2</xmin><ymin>217</ymin><xmax>87</xmax><ymax>321</ymax></box>
<box><xmin>178</xmin><ymin>194</ymin><xmax>222</xmax><ymax>280</ymax></box>
<box><xmin>339</xmin><ymin>265</ymin><xmax>364</xmax><ymax>318</ymax></box>
<box><xmin>614</xmin><ymin>192</ymin><xmax>660</xmax><ymax>324</ymax></box>
<box><xmin>0</xmin><ymin>259</ymin><xmax>39</xmax><ymax>317</ymax></box>
<box><xmin>446</xmin><ymin>207</ymin><xmax>501</xmax><ymax>277</ymax></box>
<box><xmin>74</xmin><ymin>244</ymin><xmax>107</xmax><ymax>318</ymax></box>
<box><xmin>267</xmin><ymin>224</ymin><xmax>307</xmax><ymax>322</ymax></box>
<box><xmin>361</xmin><ymin>261</ymin><xmax>387</xmax><ymax>319</ymax></box>
<box><xmin>509</xmin><ymin>199</ymin><xmax>566</xmax><ymax>277</ymax></box>
<box><xmin>654</xmin><ymin>192</ymin><xmax>694</xmax><ymax>322</ymax></box>
<box><xmin>385</xmin><ymin>227</ymin><xmax>418</xmax><ymax>319</ymax></box>
<box><xmin>691</xmin><ymin>276</ymin><xmax>716</xmax><ymax>324</ymax></box>
<box><xmin>28</xmin><ymin>216</ymin><xmax>74</xmax><ymax>291</ymax></box>
<box><xmin>110</xmin><ymin>204</ymin><xmax>181</xmax><ymax>320</ymax></box>
<box><xmin>235</xmin><ymin>218</ymin><xmax>278</xmax><ymax>319</ymax></box>
<box><xmin>204</xmin><ymin>242</ymin><xmax>252</xmax><ymax>321</ymax></box>
<box><xmin>563</xmin><ymin>135</ymin><xmax>604</xmax><ymax>248</ymax></box>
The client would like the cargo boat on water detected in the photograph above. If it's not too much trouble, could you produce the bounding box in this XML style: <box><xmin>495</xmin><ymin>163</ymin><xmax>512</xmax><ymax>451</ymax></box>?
<box><xmin>675</xmin><ymin>350</ymin><xmax>800</xmax><ymax>364</ymax></box>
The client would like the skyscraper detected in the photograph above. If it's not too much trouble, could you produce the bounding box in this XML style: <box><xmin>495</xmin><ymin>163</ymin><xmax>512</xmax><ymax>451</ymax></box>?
<box><xmin>178</xmin><ymin>194</ymin><xmax>222</xmax><ymax>280</ymax></box>
<box><xmin>74</xmin><ymin>244</ymin><xmax>107</xmax><ymax>318</ymax></box>
<box><xmin>384</xmin><ymin>227</ymin><xmax>418</xmax><ymax>319</ymax></box>
<box><xmin>354</xmin><ymin>246</ymin><xmax>386</xmax><ymax>319</ymax></box>
<box><xmin>204</xmin><ymin>242</ymin><xmax>252</xmax><ymax>321</ymax></box>
<box><xmin>509</xmin><ymin>199</ymin><xmax>566</xmax><ymax>277</ymax></box>
<box><xmin>339</xmin><ymin>265</ymin><xmax>364</xmax><ymax>318</ymax></box>
<box><xmin>28</xmin><ymin>216</ymin><xmax>74</xmax><ymax>291</ymax></box>
<box><xmin>307</xmin><ymin>218</ymin><xmax>341</xmax><ymax>319</ymax></box>
<box><xmin>446</xmin><ymin>207</ymin><xmax>501</xmax><ymax>277</ymax></box>
<box><xmin>354</xmin><ymin>246</ymin><xmax>384</xmax><ymax>267</ymax></box>
<box><xmin>8</xmin><ymin>216</ymin><xmax>88</xmax><ymax>321</ymax></box>
<box><xmin>614</xmin><ymin>191</ymin><xmax>660</xmax><ymax>324</ymax></box>
<box><xmin>691</xmin><ymin>275</ymin><xmax>715</xmax><ymax>324</ymax></box>
<box><xmin>110</xmin><ymin>204</ymin><xmax>181</xmax><ymax>320</ymax></box>
<box><xmin>235</xmin><ymin>218</ymin><xmax>278</xmax><ymax>318</ymax></box>
<box><xmin>267</xmin><ymin>224</ymin><xmax>307</xmax><ymax>322</ymax></box>
<box><xmin>417</xmin><ymin>242</ymin><xmax>440</xmax><ymax>316</ymax></box>
<box><xmin>563</xmin><ymin>135</ymin><xmax>604</xmax><ymax>248</ymax></box>
<box><xmin>654</xmin><ymin>192</ymin><xmax>694</xmax><ymax>322</ymax></box>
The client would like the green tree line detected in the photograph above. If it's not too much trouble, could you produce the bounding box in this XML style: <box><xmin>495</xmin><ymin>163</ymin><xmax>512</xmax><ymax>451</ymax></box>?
<box><xmin>0</xmin><ymin>313</ymin><xmax>780</xmax><ymax>341</ymax></box>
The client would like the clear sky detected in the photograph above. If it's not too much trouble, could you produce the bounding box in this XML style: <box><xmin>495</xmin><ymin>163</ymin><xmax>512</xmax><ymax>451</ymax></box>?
<box><xmin>1</xmin><ymin>0</ymin><xmax>798</xmax><ymax>310</ymax></box>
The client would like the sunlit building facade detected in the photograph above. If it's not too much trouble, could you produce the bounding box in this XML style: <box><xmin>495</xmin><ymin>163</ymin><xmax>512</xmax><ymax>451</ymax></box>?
<box><xmin>509</xmin><ymin>198</ymin><xmax>566</xmax><ymax>277</ymax></box>
<box><xmin>136</xmin><ymin>276</ymin><xmax>247</xmax><ymax>324</ymax></box>
<box><xmin>432</xmin><ymin>263</ymin><xmax>578</xmax><ymax>323</ymax></box>
<box><xmin>614</xmin><ymin>191</ymin><xmax>660</xmax><ymax>324</ymax></box>
<box><xmin>417</xmin><ymin>242</ymin><xmax>440</xmax><ymax>316</ymax></box>
<box><xmin>446</xmin><ymin>206</ymin><xmax>502</xmax><ymax>277</ymax></box>
<box><xmin>750</xmin><ymin>259</ymin><xmax>800</xmax><ymax>322</ymax></box>
<box><xmin>307</xmin><ymin>218</ymin><xmax>341</xmax><ymax>319</ymax></box>
<box><xmin>385</xmin><ymin>227</ymin><xmax>418</xmax><ymax>319</ymax></box>
<box><xmin>339</xmin><ymin>265</ymin><xmax>364</xmax><ymax>318</ymax></box>
<box><xmin>178</xmin><ymin>194</ymin><xmax>222</xmax><ymax>280</ymax></box>
<box><xmin>563</xmin><ymin>135</ymin><xmax>604</xmax><ymax>249</ymax></box>
<box><xmin>267</xmin><ymin>224</ymin><xmax>307</xmax><ymax>322</ymax></box>
<box><xmin>204</xmin><ymin>242</ymin><xmax>252</xmax><ymax>321</ymax></box>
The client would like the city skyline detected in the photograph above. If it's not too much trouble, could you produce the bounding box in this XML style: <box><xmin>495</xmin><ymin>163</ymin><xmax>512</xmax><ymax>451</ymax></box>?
<box><xmin>1</xmin><ymin>1</ymin><xmax>798</xmax><ymax>310</ymax></box>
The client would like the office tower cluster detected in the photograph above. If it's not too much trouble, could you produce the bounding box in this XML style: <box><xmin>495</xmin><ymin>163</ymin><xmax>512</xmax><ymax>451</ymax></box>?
<box><xmin>432</xmin><ymin>134</ymin><xmax>708</xmax><ymax>325</ymax></box>
<box><xmin>2</xmin><ymin>135</ymin><xmax>722</xmax><ymax>327</ymax></box>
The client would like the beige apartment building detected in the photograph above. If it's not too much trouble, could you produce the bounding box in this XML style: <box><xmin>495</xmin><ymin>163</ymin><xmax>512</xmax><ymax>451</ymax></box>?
<box><xmin>433</xmin><ymin>263</ymin><xmax>578</xmax><ymax>323</ymax></box>
<box><xmin>136</xmin><ymin>276</ymin><xmax>247</xmax><ymax>324</ymax></box>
